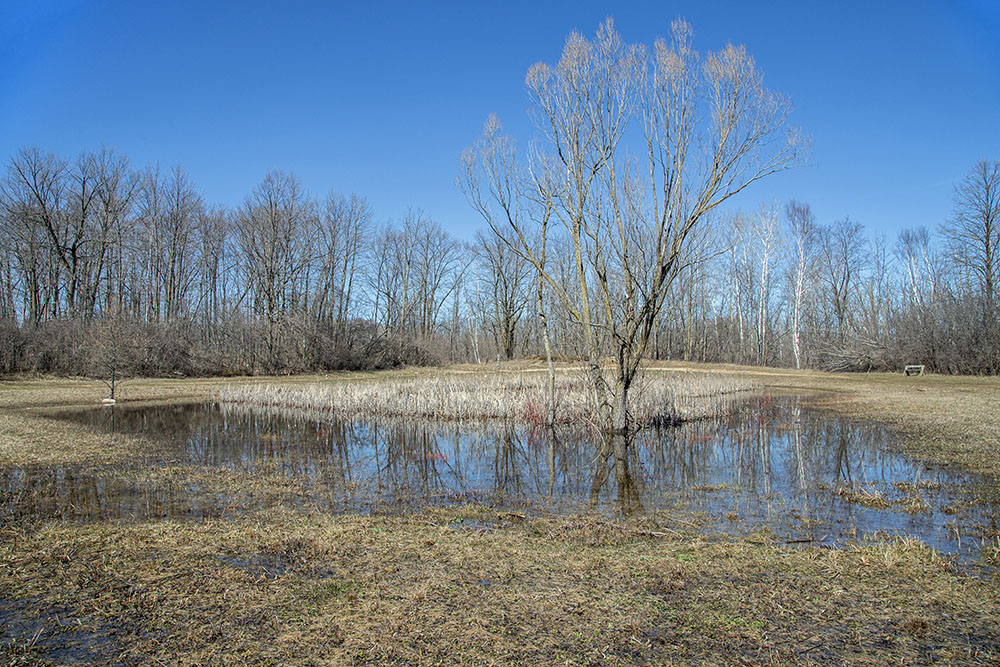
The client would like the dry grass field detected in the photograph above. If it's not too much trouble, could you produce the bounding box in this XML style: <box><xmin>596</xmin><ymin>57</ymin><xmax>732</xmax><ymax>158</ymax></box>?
<box><xmin>1</xmin><ymin>364</ymin><xmax>999</xmax><ymax>665</ymax></box>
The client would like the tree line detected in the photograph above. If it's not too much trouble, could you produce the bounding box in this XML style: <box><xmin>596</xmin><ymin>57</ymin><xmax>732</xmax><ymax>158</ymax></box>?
<box><xmin>0</xmin><ymin>146</ymin><xmax>469</xmax><ymax>376</ymax></box>
<box><xmin>0</xmin><ymin>144</ymin><xmax>995</xmax><ymax>378</ymax></box>
<box><xmin>648</xmin><ymin>161</ymin><xmax>998</xmax><ymax>376</ymax></box>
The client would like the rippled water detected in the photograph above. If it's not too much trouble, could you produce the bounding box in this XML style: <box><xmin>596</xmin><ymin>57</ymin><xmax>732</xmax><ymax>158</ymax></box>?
<box><xmin>3</xmin><ymin>396</ymin><xmax>998</xmax><ymax>566</ymax></box>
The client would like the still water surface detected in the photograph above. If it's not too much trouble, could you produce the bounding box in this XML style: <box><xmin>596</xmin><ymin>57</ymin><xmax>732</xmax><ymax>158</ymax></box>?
<box><xmin>3</xmin><ymin>396</ymin><xmax>997</xmax><ymax>566</ymax></box>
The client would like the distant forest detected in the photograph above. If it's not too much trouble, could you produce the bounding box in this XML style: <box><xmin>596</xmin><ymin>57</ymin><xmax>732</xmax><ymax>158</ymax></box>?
<box><xmin>0</xmin><ymin>146</ymin><xmax>997</xmax><ymax>377</ymax></box>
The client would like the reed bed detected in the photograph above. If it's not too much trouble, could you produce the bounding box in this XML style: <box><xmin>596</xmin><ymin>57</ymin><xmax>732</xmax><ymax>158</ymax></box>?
<box><xmin>217</xmin><ymin>372</ymin><xmax>756</xmax><ymax>427</ymax></box>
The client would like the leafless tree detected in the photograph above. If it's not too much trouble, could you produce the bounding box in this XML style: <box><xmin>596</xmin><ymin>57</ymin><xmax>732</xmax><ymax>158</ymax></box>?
<box><xmin>941</xmin><ymin>159</ymin><xmax>999</xmax><ymax>318</ymax></box>
<box><xmin>785</xmin><ymin>200</ymin><xmax>818</xmax><ymax>369</ymax></box>
<box><xmin>726</xmin><ymin>212</ymin><xmax>754</xmax><ymax>362</ymax></box>
<box><xmin>751</xmin><ymin>203</ymin><xmax>784</xmax><ymax>365</ymax></box>
<box><xmin>192</xmin><ymin>205</ymin><xmax>231</xmax><ymax>328</ymax></box>
<box><xmin>370</xmin><ymin>223</ymin><xmax>406</xmax><ymax>335</ymax></box>
<box><xmin>1</xmin><ymin>148</ymin><xmax>69</xmax><ymax>321</ymax></box>
<box><xmin>60</xmin><ymin>151</ymin><xmax>103</xmax><ymax>318</ymax></box>
<box><xmin>161</xmin><ymin>166</ymin><xmax>203</xmax><ymax>320</ymax></box>
<box><xmin>234</xmin><ymin>170</ymin><xmax>315</xmax><ymax>371</ymax></box>
<box><xmin>859</xmin><ymin>233</ymin><xmax>893</xmax><ymax>341</ymax></box>
<box><xmin>369</xmin><ymin>209</ymin><xmax>465</xmax><ymax>362</ymax></box>
<box><xmin>91</xmin><ymin>148</ymin><xmax>138</xmax><ymax>318</ymax></box>
<box><xmin>2</xmin><ymin>152</ymin><xmax>44</xmax><ymax>322</ymax></box>
<box><xmin>472</xmin><ymin>228</ymin><xmax>530</xmax><ymax>360</ymax></box>
<box><xmin>409</xmin><ymin>212</ymin><xmax>464</xmax><ymax>340</ymax></box>
<box><xmin>895</xmin><ymin>226</ymin><xmax>936</xmax><ymax>308</ymax></box>
<box><xmin>316</xmin><ymin>192</ymin><xmax>371</xmax><ymax>326</ymax></box>
<box><xmin>657</xmin><ymin>215</ymin><xmax>723</xmax><ymax>362</ymax></box>
<box><xmin>463</xmin><ymin>18</ymin><xmax>804</xmax><ymax>506</ymax></box>
<box><xmin>819</xmin><ymin>217</ymin><xmax>867</xmax><ymax>345</ymax></box>
<box><xmin>134</xmin><ymin>165</ymin><xmax>204</xmax><ymax>322</ymax></box>
<box><xmin>89</xmin><ymin>302</ymin><xmax>136</xmax><ymax>399</ymax></box>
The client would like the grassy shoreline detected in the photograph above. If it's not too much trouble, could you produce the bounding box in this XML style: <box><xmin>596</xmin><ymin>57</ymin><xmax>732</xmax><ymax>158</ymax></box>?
<box><xmin>3</xmin><ymin>361</ymin><xmax>997</xmax><ymax>476</ymax></box>
<box><xmin>2</xmin><ymin>364</ymin><xmax>999</xmax><ymax>664</ymax></box>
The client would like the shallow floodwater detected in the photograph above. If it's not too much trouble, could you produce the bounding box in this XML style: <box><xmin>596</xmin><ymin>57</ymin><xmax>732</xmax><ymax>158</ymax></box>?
<box><xmin>3</xmin><ymin>396</ymin><xmax>998</xmax><ymax>566</ymax></box>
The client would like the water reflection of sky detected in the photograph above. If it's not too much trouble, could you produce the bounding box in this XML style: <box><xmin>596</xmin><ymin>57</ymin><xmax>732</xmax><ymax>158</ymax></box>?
<box><xmin>3</xmin><ymin>396</ymin><xmax>998</xmax><ymax>568</ymax></box>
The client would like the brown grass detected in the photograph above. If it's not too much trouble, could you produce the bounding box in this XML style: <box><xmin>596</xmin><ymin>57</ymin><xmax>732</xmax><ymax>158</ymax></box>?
<box><xmin>217</xmin><ymin>372</ymin><xmax>756</xmax><ymax>427</ymax></box>
<box><xmin>2</xmin><ymin>366</ymin><xmax>1000</xmax><ymax>664</ymax></box>
<box><xmin>833</xmin><ymin>484</ymin><xmax>893</xmax><ymax>509</ymax></box>
<box><xmin>3</xmin><ymin>507</ymin><xmax>1000</xmax><ymax>665</ymax></box>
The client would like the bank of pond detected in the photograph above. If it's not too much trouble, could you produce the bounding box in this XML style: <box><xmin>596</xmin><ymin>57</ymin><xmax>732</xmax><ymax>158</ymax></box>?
<box><xmin>3</xmin><ymin>394</ymin><xmax>997</xmax><ymax>571</ymax></box>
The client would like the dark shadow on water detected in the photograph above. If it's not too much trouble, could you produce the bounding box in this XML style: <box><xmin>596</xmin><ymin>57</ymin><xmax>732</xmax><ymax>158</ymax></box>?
<box><xmin>3</xmin><ymin>395</ymin><xmax>999</xmax><ymax>567</ymax></box>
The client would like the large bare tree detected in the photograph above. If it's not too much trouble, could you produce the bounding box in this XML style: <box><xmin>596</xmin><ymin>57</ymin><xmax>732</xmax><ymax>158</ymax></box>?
<box><xmin>785</xmin><ymin>200</ymin><xmax>817</xmax><ymax>369</ymax></box>
<box><xmin>819</xmin><ymin>217</ymin><xmax>867</xmax><ymax>347</ymax></box>
<box><xmin>472</xmin><ymin>228</ymin><xmax>530</xmax><ymax>360</ymax></box>
<box><xmin>234</xmin><ymin>170</ymin><xmax>315</xmax><ymax>370</ymax></box>
<box><xmin>941</xmin><ymin>159</ymin><xmax>999</xmax><ymax>318</ymax></box>
<box><xmin>462</xmin><ymin>18</ymin><xmax>804</xmax><ymax>505</ymax></box>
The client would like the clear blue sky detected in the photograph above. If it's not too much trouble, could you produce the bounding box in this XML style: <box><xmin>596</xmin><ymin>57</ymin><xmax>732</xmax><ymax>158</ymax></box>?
<box><xmin>2</xmin><ymin>0</ymin><xmax>998</xmax><ymax>242</ymax></box>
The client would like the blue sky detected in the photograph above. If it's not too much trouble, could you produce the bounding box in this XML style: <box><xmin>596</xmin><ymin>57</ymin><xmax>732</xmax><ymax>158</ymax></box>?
<box><xmin>2</xmin><ymin>0</ymin><xmax>998</xmax><ymax>242</ymax></box>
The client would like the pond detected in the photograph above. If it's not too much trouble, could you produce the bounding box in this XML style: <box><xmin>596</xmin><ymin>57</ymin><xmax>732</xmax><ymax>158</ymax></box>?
<box><xmin>3</xmin><ymin>395</ymin><xmax>998</xmax><ymax>568</ymax></box>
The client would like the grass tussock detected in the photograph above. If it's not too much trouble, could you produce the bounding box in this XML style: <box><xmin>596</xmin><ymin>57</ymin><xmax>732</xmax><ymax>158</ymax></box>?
<box><xmin>833</xmin><ymin>483</ymin><xmax>934</xmax><ymax>514</ymax></box>
<box><xmin>984</xmin><ymin>537</ymin><xmax>1000</xmax><ymax>567</ymax></box>
<box><xmin>834</xmin><ymin>484</ymin><xmax>893</xmax><ymax>509</ymax></box>
<box><xmin>217</xmin><ymin>372</ymin><xmax>756</xmax><ymax>427</ymax></box>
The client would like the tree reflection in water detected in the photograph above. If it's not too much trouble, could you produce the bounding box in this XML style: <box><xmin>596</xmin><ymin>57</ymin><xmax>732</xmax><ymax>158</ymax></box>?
<box><xmin>4</xmin><ymin>396</ymin><xmax>997</xmax><ymax>564</ymax></box>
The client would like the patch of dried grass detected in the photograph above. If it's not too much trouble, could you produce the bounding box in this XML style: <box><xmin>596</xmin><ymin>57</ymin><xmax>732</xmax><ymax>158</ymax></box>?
<box><xmin>2</xmin><ymin>509</ymin><xmax>998</xmax><ymax>665</ymax></box>
<box><xmin>217</xmin><ymin>372</ymin><xmax>756</xmax><ymax>427</ymax></box>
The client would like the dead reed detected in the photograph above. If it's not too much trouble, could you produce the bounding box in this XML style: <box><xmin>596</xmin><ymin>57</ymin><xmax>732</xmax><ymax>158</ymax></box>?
<box><xmin>216</xmin><ymin>372</ymin><xmax>756</xmax><ymax>427</ymax></box>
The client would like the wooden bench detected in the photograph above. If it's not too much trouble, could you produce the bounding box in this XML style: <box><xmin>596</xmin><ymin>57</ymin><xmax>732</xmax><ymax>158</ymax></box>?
<box><xmin>903</xmin><ymin>365</ymin><xmax>925</xmax><ymax>376</ymax></box>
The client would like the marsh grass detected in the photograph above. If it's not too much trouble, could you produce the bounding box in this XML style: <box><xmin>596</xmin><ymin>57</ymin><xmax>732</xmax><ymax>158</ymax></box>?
<box><xmin>983</xmin><ymin>536</ymin><xmax>1000</xmax><ymax>567</ymax></box>
<box><xmin>217</xmin><ymin>372</ymin><xmax>756</xmax><ymax>427</ymax></box>
<box><xmin>833</xmin><ymin>483</ymin><xmax>936</xmax><ymax>514</ymax></box>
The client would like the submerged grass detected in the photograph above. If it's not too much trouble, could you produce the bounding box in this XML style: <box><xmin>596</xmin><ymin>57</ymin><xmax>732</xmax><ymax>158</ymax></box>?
<box><xmin>834</xmin><ymin>484</ymin><xmax>893</xmax><ymax>510</ymax></box>
<box><xmin>831</xmin><ymin>483</ymin><xmax>933</xmax><ymax>514</ymax></box>
<box><xmin>649</xmin><ymin>361</ymin><xmax>1000</xmax><ymax>480</ymax></box>
<box><xmin>217</xmin><ymin>372</ymin><xmax>756</xmax><ymax>427</ymax></box>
